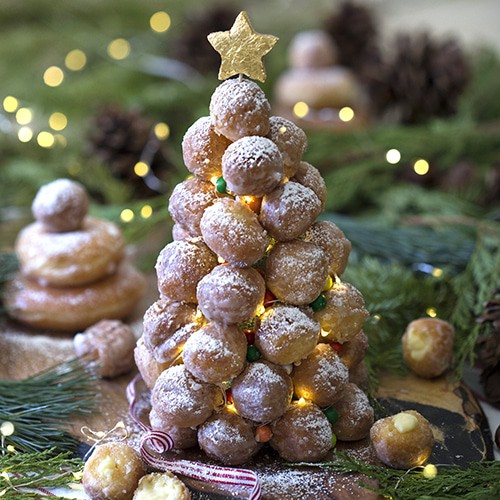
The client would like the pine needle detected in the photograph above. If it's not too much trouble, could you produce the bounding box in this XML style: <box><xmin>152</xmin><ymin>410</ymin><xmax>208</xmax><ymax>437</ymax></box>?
<box><xmin>293</xmin><ymin>452</ymin><xmax>500</xmax><ymax>499</ymax></box>
<box><xmin>0</xmin><ymin>357</ymin><xmax>99</xmax><ymax>453</ymax></box>
<box><xmin>0</xmin><ymin>448</ymin><xmax>83</xmax><ymax>499</ymax></box>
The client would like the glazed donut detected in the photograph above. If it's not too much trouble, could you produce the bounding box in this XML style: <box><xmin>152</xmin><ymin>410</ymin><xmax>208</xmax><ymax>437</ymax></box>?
<box><xmin>4</xmin><ymin>261</ymin><xmax>146</xmax><ymax>331</ymax></box>
<box><xmin>15</xmin><ymin>217</ymin><xmax>125</xmax><ymax>287</ymax></box>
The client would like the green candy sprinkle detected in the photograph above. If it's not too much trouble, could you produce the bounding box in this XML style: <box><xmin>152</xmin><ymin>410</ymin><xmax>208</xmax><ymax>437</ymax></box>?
<box><xmin>216</xmin><ymin>176</ymin><xmax>227</xmax><ymax>194</ymax></box>
<box><xmin>246</xmin><ymin>345</ymin><xmax>261</xmax><ymax>362</ymax></box>
<box><xmin>310</xmin><ymin>293</ymin><xmax>327</xmax><ymax>312</ymax></box>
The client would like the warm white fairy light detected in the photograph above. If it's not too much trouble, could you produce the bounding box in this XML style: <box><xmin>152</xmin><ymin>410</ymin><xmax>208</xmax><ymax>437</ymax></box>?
<box><xmin>107</xmin><ymin>38</ymin><xmax>131</xmax><ymax>60</ymax></box>
<box><xmin>0</xmin><ymin>422</ymin><xmax>15</xmax><ymax>437</ymax></box>
<box><xmin>386</xmin><ymin>148</ymin><xmax>401</xmax><ymax>164</ymax></box>
<box><xmin>422</xmin><ymin>463</ymin><xmax>438</xmax><ymax>479</ymax></box>
<box><xmin>154</xmin><ymin>122</ymin><xmax>170</xmax><ymax>140</ymax></box>
<box><xmin>37</xmin><ymin>131</ymin><xmax>55</xmax><ymax>148</ymax></box>
<box><xmin>120</xmin><ymin>208</ymin><xmax>134</xmax><ymax>222</ymax></box>
<box><xmin>278</xmin><ymin>126</ymin><xmax>287</xmax><ymax>134</ymax></box>
<box><xmin>426</xmin><ymin>307</ymin><xmax>437</xmax><ymax>318</ymax></box>
<box><xmin>49</xmin><ymin>112</ymin><xmax>68</xmax><ymax>131</ymax></box>
<box><xmin>54</xmin><ymin>134</ymin><xmax>67</xmax><ymax>147</ymax></box>
<box><xmin>2</xmin><ymin>96</ymin><xmax>18</xmax><ymax>113</ymax></box>
<box><xmin>320</xmin><ymin>328</ymin><xmax>330</xmax><ymax>337</ymax></box>
<box><xmin>338</xmin><ymin>106</ymin><xmax>354</xmax><ymax>122</ymax></box>
<box><xmin>43</xmin><ymin>66</ymin><xmax>64</xmax><ymax>87</ymax></box>
<box><xmin>5</xmin><ymin>446</ymin><xmax>14</xmax><ymax>453</ymax></box>
<box><xmin>414</xmin><ymin>159</ymin><xmax>430</xmax><ymax>176</ymax></box>
<box><xmin>373</xmin><ymin>314</ymin><xmax>381</xmax><ymax>322</ymax></box>
<box><xmin>293</xmin><ymin>101</ymin><xmax>309</xmax><ymax>119</ymax></box>
<box><xmin>432</xmin><ymin>267</ymin><xmax>443</xmax><ymax>278</ymax></box>
<box><xmin>134</xmin><ymin>161</ymin><xmax>149</xmax><ymax>177</ymax></box>
<box><xmin>140</xmin><ymin>204</ymin><xmax>153</xmax><ymax>219</ymax></box>
<box><xmin>150</xmin><ymin>11</ymin><xmax>171</xmax><ymax>33</ymax></box>
<box><xmin>18</xmin><ymin>126</ymin><xmax>33</xmax><ymax>143</ymax></box>
<box><xmin>15</xmin><ymin>107</ymin><xmax>32</xmax><ymax>125</ymax></box>
<box><xmin>65</xmin><ymin>49</ymin><xmax>87</xmax><ymax>71</ymax></box>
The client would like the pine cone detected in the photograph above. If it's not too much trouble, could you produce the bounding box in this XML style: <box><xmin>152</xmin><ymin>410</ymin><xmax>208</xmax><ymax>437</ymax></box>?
<box><xmin>323</xmin><ymin>1</ymin><xmax>378</xmax><ymax>69</ymax></box>
<box><xmin>476</xmin><ymin>288</ymin><xmax>500</xmax><ymax>404</ymax></box>
<box><xmin>86</xmin><ymin>105</ymin><xmax>169</xmax><ymax>197</ymax></box>
<box><xmin>173</xmin><ymin>6</ymin><xmax>239</xmax><ymax>74</ymax></box>
<box><xmin>384</xmin><ymin>32</ymin><xmax>470</xmax><ymax>124</ymax></box>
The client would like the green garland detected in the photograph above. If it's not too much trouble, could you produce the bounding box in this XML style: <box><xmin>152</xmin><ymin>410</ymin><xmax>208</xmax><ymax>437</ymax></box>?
<box><xmin>293</xmin><ymin>452</ymin><xmax>500</xmax><ymax>499</ymax></box>
<box><xmin>0</xmin><ymin>357</ymin><xmax>99</xmax><ymax>453</ymax></box>
<box><xmin>0</xmin><ymin>448</ymin><xmax>83</xmax><ymax>499</ymax></box>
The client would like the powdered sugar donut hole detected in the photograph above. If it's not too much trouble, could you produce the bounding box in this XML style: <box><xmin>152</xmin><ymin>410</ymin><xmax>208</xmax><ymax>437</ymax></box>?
<box><xmin>260</xmin><ymin>181</ymin><xmax>321</xmax><ymax>241</ymax></box>
<box><xmin>210</xmin><ymin>78</ymin><xmax>271</xmax><ymax>141</ymax></box>
<box><xmin>266</xmin><ymin>240</ymin><xmax>329</xmax><ymax>305</ymax></box>
<box><xmin>32</xmin><ymin>178</ymin><xmax>89</xmax><ymax>232</ymax></box>
<box><xmin>182</xmin><ymin>116</ymin><xmax>232</xmax><ymax>181</ymax></box>
<box><xmin>292</xmin><ymin>343</ymin><xmax>349</xmax><ymax>407</ymax></box>
<box><xmin>231</xmin><ymin>360</ymin><xmax>293</xmax><ymax>423</ymax></box>
<box><xmin>182</xmin><ymin>322</ymin><xmax>247</xmax><ymax>385</ymax></box>
<box><xmin>270</xmin><ymin>401</ymin><xmax>333</xmax><ymax>462</ymax></box>
<box><xmin>196</xmin><ymin>264</ymin><xmax>265</xmax><ymax>324</ymax></box>
<box><xmin>222</xmin><ymin>136</ymin><xmax>284</xmax><ymax>196</ymax></box>
<box><xmin>255</xmin><ymin>304</ymin><xmax>319</xmax><ymax>365</ymax></box>
<box><xmin>291</xmin><ymin>161</ymin><xmax>327</xmax><ymax>210</ymax></box>
<box><xmin>267</xmin><ymin>116</ymin><xmax>307</xmax><ymax>178</ymax></box>
<box><xmin>155</xmin><ymin>240</ymin><xmax>217</xmax><ymax>303</ymax></box>
<box><xmin>149</xmin><ymin>407</ymin><xmax>198</xmax><ymax>450</ymax></box>
<box><xmin>198</xmin><ymin>409</ymin><xmax>261</xmax><ymax>465</ymax></box>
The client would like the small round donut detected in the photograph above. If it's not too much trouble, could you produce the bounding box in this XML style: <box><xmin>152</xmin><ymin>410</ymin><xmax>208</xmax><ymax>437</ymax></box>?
<box><xmin>15</xmin><ymin>217</ymin><xmax>125</xmax><ymax>287</ymax></box>
<box><xmin>4</xmin><ymin>261</ymin><xmax>146</xmax><ymax>331</ymax></box>
<box><xmin>302</xmin><ymin>220</ymin><xmax>351</xmax><ymax>276</ymax></box>
<box><xmin>134</xmin><ymin>337</ymin><xmax>170</xmax><ymax>390</ymax></box>
<box><xmin>315</xmin><ymin>281</ymin><xmax>368</xmax><ymax>343</ymax></box>
<box><xmin>143</xmin><ymin>299</ymin><xmax>200</xmax><ymax>364</ymax></box>
<box><xmin>200</xmin><ymin>198</ymin><xmax>269</xmax><ymax>268</ymax></box>
<box><xmin>402</xmin><ymin>318</ymin><xmax>455</xmax><ymax>378</ymax></box>
<box><xmin>288</xmin><ymin>30</ymin><xmax>338</xmax><ymax>69</ymax></box>
<box><xmin>210</xmin><ymin>78</ymin><xmax>271</xmax><ymax>141</ymax></box>
<box><xmin>82</xmin><ymin>442</ymin><xmax>144</xmax><ymax>500</ymax></box>
<box><xmin>270</xmin><ymin>401</ymin><xmax>333</xmax><ymax>462</ymax></box>
<box><xmin>255</xmin><ymin>304</ymin><xmax>319</xmax><ymax>365</ymax></box>
<box><xmin>198</xmin><ymin>409</ymin><xmax>261</xmax><ymax>465</ymax></box>
<box><xmin>338</xmin><ymin>330</ymin><xmax>369</xmax><ymax>369</ymax></box>
<box><xmin>155</xmin><ymin>240</ymin><xmax>217</xmax><ymax>303</ymax></box>
<box><xmin>168</xmin><ymin>177</ymin><xmax>219</xmax><ymax>237</ymax></box>
<box><xmin>266</xmin><ymin>240</ymin><xmax>329</xmax><ymax>305</ymax></box>
<box><xmin>260</xmin><ymin>181</ymin><xmax>321</xmax><ymax>241</ymax></box>
<box><xmin>73</xmin><ymin>319</ymin><xmax>136</xmax><ymax>378</ymax></box>
<box><xmin>267</xmin><ymin>116</ymin><xmax>307</xmax><ymax>178</ymax></box>
<box><xmin>292</xmin><ymin>343</ymin><xmax>349</xmax><ymax>407</ymax></box>
<box><xmin>149</xmin><ymin>407</ymin><xmax>198</xmax><ymax>450</ymax></box>
<box><xmin>231</xmin><ymin>360</ymin><xmax>293</xmax><ymax>423</ymax></box>
<box><xmin>182</xmin><ymin>116</ymin><xmax>232</xmax><ymax>181</ymax></box>
<box><xmin>172</xmin><ymin>223</ymin><xmax>192</xmax><ymax>241</ymax></box>
<box><xmin>222</xmin><ymin>136</ymin><xmax>284</xmax><ymax>197</ymax></box>
<box><xmin>196</xmin><ymin>264</ymin><xmax>265</xmax><ymax>324</ymax></box>
<box><xmin>133</xmin><ymin>472</ymin><xmax>191</xmax><ymax>500</ymax></box>
<box><xmin>330</xmin><ymin>383</ymin><xmax>374</xmax><ymax>441</ymax></box>
<box><xmin>370</xmin><ymin>410</ymin><xmax>434</xmax><ymax>469</ymax></box>
<box><xmin>151</xmin><ymin>365</ymin><xmax>221</xmax><ymax>428</ymax></box>
<box><xmin>183</xmin><ymin>322</ymin><xmax>247</xmax><ymax>385</ymax></box>
<box><xmin>32</xmin><ymin>178</ymin><xmax>89</xmax><ymax>232</ymax></box>
<box><xmin>291</xmin><ymin>161</ymin><xmax>327</xmax><ymax>211</ymax></box>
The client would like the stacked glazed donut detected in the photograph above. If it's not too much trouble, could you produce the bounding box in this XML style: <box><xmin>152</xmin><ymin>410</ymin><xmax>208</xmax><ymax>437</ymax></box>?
<box><xmin>5</xmin><ymin>179</ymin><xmax>146</xmax><ymax>331</ymax></box>
<box><xmin>134</xmin><ymin>77</ymin><xmax>374</xmax><ymax>465</ymax></box>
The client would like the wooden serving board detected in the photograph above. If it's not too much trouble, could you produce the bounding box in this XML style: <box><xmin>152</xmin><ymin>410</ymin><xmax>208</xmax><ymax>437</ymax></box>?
<box><xmin>0</xmin><ymin>276</ymin><xmax>494</xmax><ymax>499</ymax></box>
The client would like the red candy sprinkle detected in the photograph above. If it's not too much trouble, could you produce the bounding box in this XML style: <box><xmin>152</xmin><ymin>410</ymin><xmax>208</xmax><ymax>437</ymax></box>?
<box><xmin>225</xmin><ymin>388</ymin><xmax>234</xmax><ymax>405</ymax></box>
<box><xmin>244</xmin><ymin>329</ymin><xmax>255</xmax><ymax>345</ymax></box>
<box><xmin>330</xmin><ymin>342</ymin><xmax>343</xmax><ymax>354</ymax></box>
<box><xmin>263</xmin><ymin>290</ymin><xmax>276</xmax><ymax>307</ymax></box>
<box><xmin>255</xmin><ymin>425</ymin><xmax>273</xmax><ymax>443</ymax></box>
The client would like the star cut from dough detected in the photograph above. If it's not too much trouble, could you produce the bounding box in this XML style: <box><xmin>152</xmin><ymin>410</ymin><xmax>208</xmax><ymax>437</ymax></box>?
<box><xmin>207</xmin><ymin>11</ymin><xmax>278</xmax><ymax>83</ymax></box>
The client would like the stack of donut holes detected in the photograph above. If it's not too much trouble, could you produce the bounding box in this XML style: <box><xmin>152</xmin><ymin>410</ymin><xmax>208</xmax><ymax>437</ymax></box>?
<box><xmin>134</xmin><ymin>77</ymin><xmax>373</xmax><ymax>466</ymax></box>
<box><xmin>5</xmin><ymin>179</ymin><xmax>145</xmax><ymax>331</ymax></box>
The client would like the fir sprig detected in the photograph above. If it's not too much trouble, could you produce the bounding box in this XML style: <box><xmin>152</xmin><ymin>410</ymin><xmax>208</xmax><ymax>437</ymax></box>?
<box><xmin>294</xmin><ymin>452</ymin><xmax>500</xmax><ymax>499</ymax></box>
<box><xmin>0</xmin><ymin>448</ymin><xmax>83</xmax><ymax>499</ymax></box>
<box><xmin>0</xmin><ymin>357</ymin><xmax>99</xmax><ymax>453</ymax></box>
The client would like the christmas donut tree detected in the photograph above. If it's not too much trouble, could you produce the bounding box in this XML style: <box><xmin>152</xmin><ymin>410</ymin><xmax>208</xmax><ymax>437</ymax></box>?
<box><xmin>135</xmin><ymin>11</ymin><xmax>374</xmax><ymax>465</ymax></box>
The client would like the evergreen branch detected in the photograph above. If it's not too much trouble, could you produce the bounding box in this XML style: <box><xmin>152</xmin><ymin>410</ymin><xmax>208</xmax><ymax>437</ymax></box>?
<box><xmin>0</xmin><ymin>357</ymin><xmax>99</xmax><ymax>453</ymax></box>
<box><xmin>0</xmin><ymin>448</ymin><xmax>83</xmax><ymax>499</ymax></box>
<box><xmin>293</xmin><ymin>452</ymin><xmax>500</xmax><ymax>499</ymax></box>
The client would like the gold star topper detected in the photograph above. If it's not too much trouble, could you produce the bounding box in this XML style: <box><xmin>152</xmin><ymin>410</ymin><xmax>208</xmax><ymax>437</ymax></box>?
<box><xmin>207</xmin><ymin>11</ymin><xmax>278</xmax><ymax>83</ymax></box>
